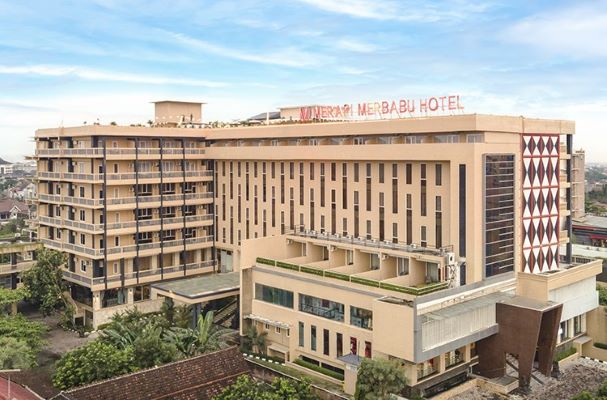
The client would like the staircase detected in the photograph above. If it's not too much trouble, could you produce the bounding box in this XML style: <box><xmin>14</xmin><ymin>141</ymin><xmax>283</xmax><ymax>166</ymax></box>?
<box><xmin>213</xmin><ymin>297</ymin><xmax>239</xmax><ymax>329</ymax></box>
<box><xmin>505</xmin><ymin>354</ymin><xmax>549</xmax><ymax>387</ymax></box>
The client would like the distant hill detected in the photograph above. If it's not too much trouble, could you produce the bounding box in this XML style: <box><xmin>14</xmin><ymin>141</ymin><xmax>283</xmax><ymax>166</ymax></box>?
<box><xmin>0</xmin><ymin>158</ymin><xmax>11</xmax><ymax>165</ymax></box>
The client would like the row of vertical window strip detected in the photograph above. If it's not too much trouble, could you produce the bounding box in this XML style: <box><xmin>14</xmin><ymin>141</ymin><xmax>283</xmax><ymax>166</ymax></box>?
<box><xmin>216</xmin><ymin>160</ymin><xmax>444</xmax><ymax>247</ymax></box>
<box><xmin>298</xmin><ymin>321</ymin><xmax>372</xmax><ymax>359</ymax></box>
<box><xmin>483</xmin><ymin>155</ymin><xmax>515</xmax><ymax>277</ymax></box>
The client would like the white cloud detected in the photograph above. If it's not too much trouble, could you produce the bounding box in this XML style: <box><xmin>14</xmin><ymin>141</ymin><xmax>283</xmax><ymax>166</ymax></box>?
<box><xmin>504</xmin><ymin>3</ymin><xmax>607</xmax><ymax>58</ymax></box>
<box><xmin>296</xmin><ymin>0</ymin><xmax>490</xmax><ymax>22</ymax></box>
<box><xmin>335</xmin><ymin>39</ymin><xmax>378</xmax><ymax>53</ymax></box>
<box><xmin>0</xmin><ymin>65</ymin><xmax>227</xmax><ymax>87</ymax></box>
<box><xmin>168</xmin><ymin>32</ymin><xmax>329</xmax><ymax>68</ymax></box>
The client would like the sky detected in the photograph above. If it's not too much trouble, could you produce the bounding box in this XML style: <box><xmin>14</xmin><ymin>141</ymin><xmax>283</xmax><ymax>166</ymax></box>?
<box><xmin>0</xmin><ymin>0</ymin><xmax>606</xmax><ymax>161</ymax></box>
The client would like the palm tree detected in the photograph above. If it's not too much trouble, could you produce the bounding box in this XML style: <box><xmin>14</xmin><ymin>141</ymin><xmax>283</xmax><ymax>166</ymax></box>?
<box><xmin>244</xmin><ymin>325</ymin><xmax>268</xmax><ymax>355</ymax></box>
<box><xmin>166</xmin><ymin>311</ymin><xmax>230</xmax><ymax>357</ymax></box>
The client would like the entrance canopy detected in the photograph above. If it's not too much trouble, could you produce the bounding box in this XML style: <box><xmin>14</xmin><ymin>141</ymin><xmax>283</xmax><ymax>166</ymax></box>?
<box><xmin>151</xmin><ymin>272</ymin><xmax>239</xmax><ymax>304</ymax></box>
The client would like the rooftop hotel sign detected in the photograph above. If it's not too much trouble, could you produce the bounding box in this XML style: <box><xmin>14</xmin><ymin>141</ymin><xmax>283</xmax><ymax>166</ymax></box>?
<box><xmin>299</xmin><ymin>95</ymin><xmax>464</xmax><ymax>121</ymax></box>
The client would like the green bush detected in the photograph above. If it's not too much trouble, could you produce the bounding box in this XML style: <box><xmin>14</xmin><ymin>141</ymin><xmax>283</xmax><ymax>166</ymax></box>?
<box><xmin>245</xmin><ymin>352</ymin><xmax>285</xmax><ymax>364</ymax></box>
<box><xmin>0</xmin><ymin>337</ymin><xmax>37</xmax><ymax>369</ymax></box>
<box><xmin>554</xmin><ymin>346</ymin><xmax>577</xmax><ymax>361</ymax></box>
<box><xmin>598</xmin><ymin>284</ymin><xmax>607</xmax><ymax>306</ymax></box>
<box><xmin>594</xmin><ymin>342</ymin><xmax>607</xmax><ymax>350</ymax></box>
<box><xmin>53</xmin><ymin>341</ymin><xmax>135</xmax><ymax>390</ymax></box>
<box><xmin>294</xmin><ymin>358</ymin><xmax>344</xmax><ymax>381</ymax></box>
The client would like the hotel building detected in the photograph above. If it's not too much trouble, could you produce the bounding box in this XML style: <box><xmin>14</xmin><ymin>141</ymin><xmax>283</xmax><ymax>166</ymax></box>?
<box><xmin>35</xmin><ymin>102</ymin><xmax>601</xmax><ymax>396</ymax></box>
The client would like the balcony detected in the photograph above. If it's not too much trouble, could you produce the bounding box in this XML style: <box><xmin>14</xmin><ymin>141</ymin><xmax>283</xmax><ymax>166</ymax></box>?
<box><xmin>40</xmin><ymin>214</ymin><xmax>212</xmax><ymax>234</ymax></box>
<box><xmin>62</xmin><ymin>259</ymin><xmax>216</xmax><ymax>288</ymax></box>
<box><xmin>256</xmin><ymin>257</ymin><xmax>448</xmax><ymax>296</ymax></box>
<box><xmin>0</xmin><ymin>260</ymin><xmax>35</xmax><ymax>275</ymax></box>
<box><xmin>38</xmin><ymin>192</ymin><xmax>212</xmax><ymax>208</ymax></box>
<box><xmin>37</xmin><ymin>170</ymin><xmax>212</xmax><ymax>182</ymax></box>
<box><xmin>36</xmin><ymin>147</ymin><xmax>205</xmax><ymax>158</ymax></box>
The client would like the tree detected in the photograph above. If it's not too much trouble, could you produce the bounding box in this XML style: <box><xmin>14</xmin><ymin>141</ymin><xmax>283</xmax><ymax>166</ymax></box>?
<box><xmin>160</xmin><ymin>298</ymin><xmax>175</xmax><ymax>326</ymax></box>
<box><xmin>53</xmin><ymin>341</ymin><xmax>135</xmax><ymax>390</ymax></box>
<box><xmin>0</xmin><ymin>337</ymin><xmax>36</xmax><ymax>369</ymax></box>
<box><xmin>22</xmin><ymin>248</ymin><xmax>66</xmax><ymax>316</ymax></box>
<box><xmin>0</xmin><ymin>314</ymin><xmax>47</xmax><ymax>351</ymax></box>
<box><xmin>215</xmin><ymin>375</ymin><xmax>319</xmax><ymax>400</ymax></box>
<box><xmin>131</xmin><ymin>326</ymin><xmax>179</xmax><ymax>369</ymax></box>
<box><xmin>165</xmin><ymin>311</ymin><xmax>228</xmax><ymax>357</ymax></box>
<box><xmin>242</xmin><ymin>325</ymin><xmax>268</xmax><ymax>354</ymax></box>
<box><xmin>571</xmin><ymin>391</ymin><xmax>596</xmax><ymax>400</ymax></box>
<box><xmin>0</xmin><ymin>287</ymin><xmax>28</xmax><ymax>314</ymax></box>
<box><xmin>355</xmin><ymin>358</ymin><xmax>408</xmax><ymax>400</ymax></box>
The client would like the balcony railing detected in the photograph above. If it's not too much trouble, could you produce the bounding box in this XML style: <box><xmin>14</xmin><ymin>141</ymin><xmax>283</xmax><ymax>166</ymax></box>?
<box><xmin>290</xmin><ymin>228</ymin><xmax>453</xmax><ymax>257</ymax></box>
<box><xmin>0</xmin><ymin>261</ymin><xmax>35</xmax><ymax>275</ymax></box>
<box><xmin>41</xmin><ymin>214</ymin><xmax>212</xmax><ymax>233</ymax></box>
<box><xmin>256</xmin><ymin>257</ymin><xmax>449</xmax><ymax>296</ymax></box>
<box><xmin>417</xmin><ymin>365</ymin><xmax>438</xmax><ymax>380</ymax></box>
<box><xmin>63</xmin><ymin>259</ymin><xmax>216</xmax><ymax>287</ymax></box>
<box><xmin>106</xmin><ymin>235</ymin><xmax>214</xmax><ymax>255</ymax></box>
<box><xmin>37</xmin><ymin>148</ymin><xmax>205</xmax><ymax>157</ymax></box>
<box><xmin>106</xmin><ymin>191</ymin><xmax>213</xmax><ymax>205</ymax></box>
<box><xmin>38</xmin><ymin>192</ymin><xmax>212</xmax><ymax>207</ymax></box>
<box><xmin>38</xmin><ymin>170</ymin><xmax>212</xmax><ymax>181</ymax></box>
<box><xmin>42</xmin><ymin>238</ymin><xmax>104</xmax><ymax>257</ymax></box>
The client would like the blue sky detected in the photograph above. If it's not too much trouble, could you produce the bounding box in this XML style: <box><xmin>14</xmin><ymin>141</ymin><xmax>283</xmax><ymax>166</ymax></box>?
<box><xmin>0</xmin><ymin>0</ymin><xmax>606</xmax><ymax>161</ymax></box>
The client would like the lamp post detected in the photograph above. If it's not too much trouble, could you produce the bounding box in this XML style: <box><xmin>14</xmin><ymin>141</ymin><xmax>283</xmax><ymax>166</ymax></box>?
<box><xmin>0</xmin><ymin>369</ymin><xmax>21</xmax><ymax>399</ymax></box>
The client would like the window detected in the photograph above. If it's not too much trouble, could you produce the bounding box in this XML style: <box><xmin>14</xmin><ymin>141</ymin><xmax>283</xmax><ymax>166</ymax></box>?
<box><xmin>311</xmin><ymin>325</ymin><xmax>317</xmax><ymax>351</ymax></box>
<box><xmin>134</xmin><ymin>285</ymin><xmax>151</xmax><ymax>302</ymax></box>
<box><xmin>79</xmin><ymin>210</ymin><xmax>85</xmax><ymax>221</ymax></box>
<box><xmin>421</xmin><ymin>164</ymin><xmax>427</xmax><ymax>216</ymax></box>
<box><xmin>80</xmin><ymin>260</ymin><xmax>87</xmax><ymax>272</ymax></box>
<box><xmin>365</xmin><ymin>341</ymin><xmax>372</xmax><ymax>358</ymax></box>
<box><xmin>421</xmin><ymin>226</ymin><xmax>427</xmax><ymax>247</ymax></box>
<box><xmin>255</xmin><ymin>284</ymin><xmax>294</xmax><ymax>308</ymax></box>
<box><xmin>370</xmin><ymin>253</ymin><xmax>379</xmax><ymax>270</ymax></box>
<box><xmin>275</xmin><ymin>326</ymin><xmax>281</xmax><ymax>334</ymax></box>
<box><xmin>350</xmin><ymin>306</ymin><xmax>373</xmax><ymax>330</ymax></box>
<box><xmin>426</xmin><ymin>262</ymin><xmax>439</xmax><ymax>283</ymax></box>
<box><xmin>299</xmin><ymin>294</ymin><xmax>344</xmax><ymax>321</ymax></box>
<box><xmin>80</xmin><ymin>234</ymin><xmax>86</xmax><ymax>245</ymax></box>
<box><xmin>346</xmin><ymin>250</ymin><xmax>354</xmax><ymax>265</ymax></box>
<box><xmin>299</xmin><ymin>322</ymin><xmax>304</xmax><ymax>347</ymax></box>
<box><xmin>113</xmin><ymin>262</ymin><xmax>118</xmax><ymax>274</ymax></box>
<box><xmin>435</xmin><ymin>164</ymin><xmax>442</xmax><ymax>186</ymax></box>
<box><xmin>406</xmin><ymin>163</ymin><xmax>412</xmax><ymax>184</ymax></box>
<box><xmin>435</xmin><ymin>134</ymin><xmax>459</xmax><ymax>143</ymax></box>
<box><xmin>484</xmin><ymin>155</ymin><xmax>514</xmax><ymax>277</ymax></box>
<box><xmin>467</xmin><ymin>133</ymin><xmax>483</xmax><ymax>143</ymax></box>
<box><xmin>574</xmin><ymin>315</ymin><xmax>583</xmax><ymax>335</ymax></box>
<box><xmin>397</xmin><ymin>258</ymin><xmax>409</xmax><ymax>276</ymax></box>
<box><xmin>350</xmin><ymin>337</ymin><xmax>358</xmax><ymax>355</ymax></box>
<box><xmin>114</xmin><ymin>237</ymin><xmax>119</xmax><ymax>247</ymax></box>
<box><xmin>79</xmin><ymin>187</ymin><xmax>85</xmax><ymax>197</ymax></box>
<box><xmin>336</xmin><ymin>333</ymin><xmax>343</xmax><ymax>357</ymax></box>
<box><xmin>323</xmin><ymin>329</ymin><xmax>330</xmax><ymax>355</ymax></box>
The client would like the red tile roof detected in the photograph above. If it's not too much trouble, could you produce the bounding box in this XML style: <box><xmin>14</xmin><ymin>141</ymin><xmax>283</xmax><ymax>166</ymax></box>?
<box><xmin>52</xmin><ymin>347</ymin><xmax>249</xmax><ymax>400</ymax></box>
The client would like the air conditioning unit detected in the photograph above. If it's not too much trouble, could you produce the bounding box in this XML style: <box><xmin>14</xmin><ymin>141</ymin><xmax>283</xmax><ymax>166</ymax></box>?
<box><xmin>380</xmin><ymin>253</ymin><xmax>388</xmax><ymax>260</ymax></box>
<box><xmin>446</xmin><ymin>252</ymin><xmax>456</xmax><ymax>265</ymax></box>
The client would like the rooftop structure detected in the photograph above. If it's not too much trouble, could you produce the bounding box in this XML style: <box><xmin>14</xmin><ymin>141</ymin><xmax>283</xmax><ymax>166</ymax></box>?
<box><xmin>51</xmin><ymin>347</ymin><xmax>249</xmax><ymax>400</ymax></box>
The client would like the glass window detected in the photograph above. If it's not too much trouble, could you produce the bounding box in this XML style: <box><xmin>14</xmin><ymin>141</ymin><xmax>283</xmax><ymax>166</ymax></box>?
<box><xmin>336</xmin><ymin>333</ymin><xmax>343</xmax><ymax>357</ymax></box>
<box><xmin>299</xmin><ymin>294</ymin><xmax>344</xmax><ymax>322</ymax></box>
<box><xmin>323</xmin><ymin>329</ymin><xmax>330</xmax><ymax>355</ymax></box>
<box><xmin>299</xmin><ymin>322</ymin><xmax>304</xmax><ymax>347</ymax></box>
<box><xmin>397</xmin><ymin>258</ymin><xmax>409</xmax><ymax>276</ymax></box>
<box><xmin>134</xmin><ymin>285</ymin><xmax>151</xmax><ymax>302</ymax></box>
<box><xmin>311</xmin><ymin>325</ymin><xmax>317</xmax><ymax>351</ymax></box>
<box><xmin>255</xmin><ymin>284</ymin><xmax>294</xmax><ymax>308</ymax></box>
<box><xmin>350</xmin><ymin>306</ymin><xmax>373</xmax><ymax>330</ymax></box>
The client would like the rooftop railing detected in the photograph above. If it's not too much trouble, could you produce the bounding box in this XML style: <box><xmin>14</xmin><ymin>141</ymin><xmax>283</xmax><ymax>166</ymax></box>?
<box><xmin>256</xmin><ymin>257</ymin><xmax>448</xmax><ymax>296</ymax></box>
<box><xmin>289</xmin><ymin>227</ymin><xmax>453</xmax><ymax>257</ymax></box>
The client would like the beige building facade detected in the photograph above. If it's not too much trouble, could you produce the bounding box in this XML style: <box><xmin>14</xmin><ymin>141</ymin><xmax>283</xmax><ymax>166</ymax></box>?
<box><xmin>35</xmin><ymin>103</ymin><xmax>601</xmax><ymax>396</ymax></box>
